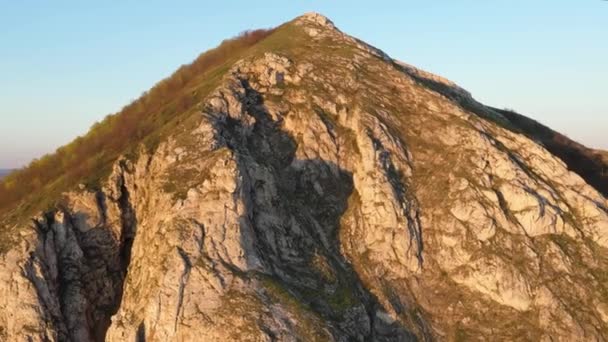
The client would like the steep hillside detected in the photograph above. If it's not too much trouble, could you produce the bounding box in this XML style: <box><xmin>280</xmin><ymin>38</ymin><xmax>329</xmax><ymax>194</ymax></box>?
<box><xmin>0</xmin><ymin>28</ymin><xmax>275</xmax><ymax>225</ymax></box>
<box><xmin>1</xmin><ymin>13</ymin><xmax>608</xmax><ymax>342</ymax></box>
<box><xmin>490</xmin><ymin>108</ymin><xmax>608</xmax><ymax>197</ymax></box>
<box><xmin>394</xmin><ymin>61</ymin><xmax>608</xmax><ymax>198</ymax></box>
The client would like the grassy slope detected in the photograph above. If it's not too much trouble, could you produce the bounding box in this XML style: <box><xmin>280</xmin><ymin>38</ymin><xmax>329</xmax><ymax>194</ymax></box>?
<box><xmin>0</xmin><ymin>29</ymin><xmax>280</xmax><ymax>224</ymax></box>
<box><xmin>0</xmin><ymin>19</ymin><xmax>318</xmax><ymax>253</ymax></box>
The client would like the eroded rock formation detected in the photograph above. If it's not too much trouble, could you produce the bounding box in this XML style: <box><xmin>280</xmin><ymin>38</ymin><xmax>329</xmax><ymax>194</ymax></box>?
<box><xmin>1</xmin><ymin>13</ymin><xmax>608</xmax><ymax>341</ymax></box>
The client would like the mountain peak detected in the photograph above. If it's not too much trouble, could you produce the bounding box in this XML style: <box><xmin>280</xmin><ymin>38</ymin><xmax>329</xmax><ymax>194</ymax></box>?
<box><xmin>295</xmin><ymin>12</ymin><xmax>336</xmax><ymax>29</ymax></box>
<box><xmin>1</xmin><ymin>12</ymin><xmax>608</xmax><ymax>342</ymax></box>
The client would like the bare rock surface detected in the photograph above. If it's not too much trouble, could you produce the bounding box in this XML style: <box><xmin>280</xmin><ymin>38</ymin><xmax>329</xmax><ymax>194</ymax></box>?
<box><xmin>1</xmin><ymin>12</ymin><xmax>608</xmax><ymax>342</ymax></box>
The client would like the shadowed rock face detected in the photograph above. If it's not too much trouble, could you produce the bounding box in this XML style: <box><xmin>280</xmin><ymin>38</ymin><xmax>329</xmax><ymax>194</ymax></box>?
<box><xmin>1</xmin><ymin>12</ymin><xmax>608</xmax><ymax>342</ymax></box>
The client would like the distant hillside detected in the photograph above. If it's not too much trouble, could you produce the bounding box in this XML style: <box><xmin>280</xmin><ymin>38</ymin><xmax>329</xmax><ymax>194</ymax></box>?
<box><xmin>0</xmin><ymin>170</ymin><xmax>12</xmax><ymax>179</ymax></box>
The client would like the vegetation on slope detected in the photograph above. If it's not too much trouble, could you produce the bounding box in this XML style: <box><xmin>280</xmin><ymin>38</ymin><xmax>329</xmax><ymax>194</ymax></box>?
<box><xmin>0</xmin><ymin>28</ymin><xmax>275</xmax><ymax>219</ymax></box>
<box><xmin>493</xmin><ymin>107</ymin><xmax>608</xmax><ymax>197</ymax></box>
<box><xmin>397</xmin><ymin>62</ymin><xmax>608</xmax><ymax>198</ymax></box>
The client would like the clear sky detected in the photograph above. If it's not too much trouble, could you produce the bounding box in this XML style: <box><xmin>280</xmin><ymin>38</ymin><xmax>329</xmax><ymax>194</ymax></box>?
<box><xmin>0</xmin><ymin>1</ymin><xmax>606</xmax><ymax>168</ymax></box>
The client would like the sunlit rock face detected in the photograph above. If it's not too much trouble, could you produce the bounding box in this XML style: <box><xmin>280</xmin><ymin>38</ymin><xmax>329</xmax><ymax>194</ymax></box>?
<box><xmin>1</xmin><ymin>12</ymin><xmax>608</xmax><ymax>342</ymax></box>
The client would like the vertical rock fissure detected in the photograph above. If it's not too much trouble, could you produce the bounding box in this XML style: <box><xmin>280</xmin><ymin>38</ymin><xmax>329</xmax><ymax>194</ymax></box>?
<box><xmin>174</xmin><ymin>247</ymin><xmax>192</xmax><ymax>333</ymax></box>
<box><xmin>25</xmin><ymin>213</ymin><xmax>71</xmax><ymax>341</ymax></box>
<box><xmin>117</xmin><ymin>166</ymin><xmax>136</xmax><ymax>274</ymax></box>
<box><xmin>96</xmin><ymin>165</ymin><xmax>139</xmax><ymax>341</ymax></box>
<box><xmin>29</xmin><ymin>164</ymin><xmax>142</xmax><ymax>342</ymax></box>
<box><xmin>367</xmin><ymin>131</ymin><xmax>424</xmax><ymax>266</ymax></box>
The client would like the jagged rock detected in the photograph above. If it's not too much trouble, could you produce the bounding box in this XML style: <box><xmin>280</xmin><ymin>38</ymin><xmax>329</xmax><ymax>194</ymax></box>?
<box><xmin>1</xmin><ymin>12</ymin><xmax>608</xmax><ymax>342</ymax></box>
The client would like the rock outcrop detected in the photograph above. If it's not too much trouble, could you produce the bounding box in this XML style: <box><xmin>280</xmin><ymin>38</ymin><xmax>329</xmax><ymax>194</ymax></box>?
<box><xmin>1</xmin><ymin>12</ymin><xmax>608</xmax><ymax>341</ymax></box>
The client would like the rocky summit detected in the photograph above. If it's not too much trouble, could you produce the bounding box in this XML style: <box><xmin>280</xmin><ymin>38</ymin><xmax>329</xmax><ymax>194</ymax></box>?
<box><xmin>1</xmin><ymin>13</ymin><xmax>608</xmax><ymax>342</ymax></box>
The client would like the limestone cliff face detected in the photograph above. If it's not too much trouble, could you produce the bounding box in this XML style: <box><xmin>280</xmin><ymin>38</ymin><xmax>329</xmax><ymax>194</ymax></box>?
<box><xmin>2</xmin><ymin>13</ymin><xmax>608</xmax><ymax>341</ymax></box>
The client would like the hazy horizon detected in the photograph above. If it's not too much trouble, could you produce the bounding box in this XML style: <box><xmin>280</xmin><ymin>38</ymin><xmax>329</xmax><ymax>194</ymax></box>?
<box><xmin>1</xmin><ymin>1</ymin><xmax>606</xmax><ymax>168</ymax></box>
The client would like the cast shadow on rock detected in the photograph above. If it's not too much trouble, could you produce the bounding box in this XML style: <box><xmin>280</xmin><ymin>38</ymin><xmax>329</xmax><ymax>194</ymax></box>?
<box><xmin>214</xmin><ymin>80</ymin><xmax>417</xmax><ymax>341</ymax></box>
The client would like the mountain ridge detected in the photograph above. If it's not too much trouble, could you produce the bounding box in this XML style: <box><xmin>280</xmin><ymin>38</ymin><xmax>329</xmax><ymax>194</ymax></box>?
<box><xmin>1</xmin><ymin>12</ymin><xmax>607</xmax><ymax>341</ymax></box>
<box><xmin>0</xmin><ymin>27</ymin><xmax>276</xmax><ymax>221</ymax></box>
<box><xmin>1</xmin><ymin>12</ymin><xmax>606</xmax><ymax>220</ymax></box>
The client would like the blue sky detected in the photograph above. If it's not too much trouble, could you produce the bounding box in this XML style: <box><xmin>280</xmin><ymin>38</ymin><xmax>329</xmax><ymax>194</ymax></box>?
<box><xmin>0</xmin><ymin>1</ymin><xmax>606</xmax><ymax>168</ymax></box>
